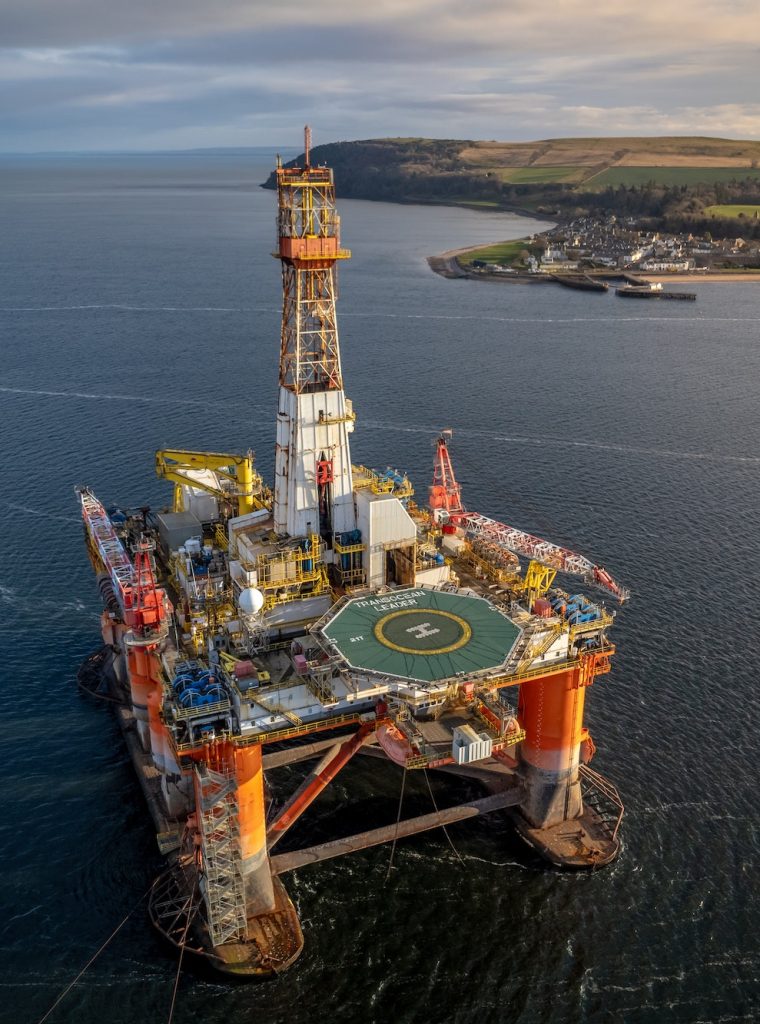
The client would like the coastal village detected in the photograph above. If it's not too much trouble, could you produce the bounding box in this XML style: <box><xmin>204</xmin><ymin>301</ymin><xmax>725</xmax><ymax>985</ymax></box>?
<box><xmin>467</xmin><ymin>216</ymin><xmax>760</xmax><ymax>277</ymax></box>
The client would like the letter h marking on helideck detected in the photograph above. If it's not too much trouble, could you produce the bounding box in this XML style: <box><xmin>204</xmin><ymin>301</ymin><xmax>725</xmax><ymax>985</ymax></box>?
<box><xmin>406</xmin><ymin>622</ymin><xmax>440</xmax><ymax>639</ymax></box>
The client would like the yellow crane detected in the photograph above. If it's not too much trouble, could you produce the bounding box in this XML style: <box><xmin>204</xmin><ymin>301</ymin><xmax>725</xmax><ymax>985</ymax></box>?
<box><xmin>155</xmin><ymin>449</ymin><xmax>267</xmax><ymax>517</ymax></box>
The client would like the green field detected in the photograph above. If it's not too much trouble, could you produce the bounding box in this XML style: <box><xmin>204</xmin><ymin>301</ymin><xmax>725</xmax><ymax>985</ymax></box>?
<box><xmin>588</xmin><ymin>166</ymin><xmax>760</xmax><ymax>189</ymax></box>
<box><xmin>458</xmin><ymin>239</ymin><xmax>537</xmax><ymax>267</ymax></box>
<box><xmin>496</xmin><ymin>166</ymin><xmax>585</xmax><ymax>184</ymax></box>
<box><xmin>704</xmin><ymin>204</ymin><xmax>760</xmax><ymax>219</ymax></box>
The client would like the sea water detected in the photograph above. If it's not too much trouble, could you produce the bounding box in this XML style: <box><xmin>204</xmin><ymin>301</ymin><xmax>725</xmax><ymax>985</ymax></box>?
<box><xmin>2</xmin><ymin>150</ymin><xmax>759</xmax><ymax>1024</ymax></box>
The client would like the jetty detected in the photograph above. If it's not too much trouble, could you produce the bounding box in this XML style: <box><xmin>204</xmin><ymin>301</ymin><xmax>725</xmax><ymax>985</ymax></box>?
<box><xmin>615</xmin><ymin>282</ymin><xmax>696</xmax><ymax>301</ymax></box>
<box><xmin>552</xmin><ymin>274</ymin><xmax>609</xmax><ymax>293</ymax></box>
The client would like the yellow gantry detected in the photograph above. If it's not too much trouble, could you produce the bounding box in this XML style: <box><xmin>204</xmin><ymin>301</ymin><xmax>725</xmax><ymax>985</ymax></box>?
<box><xmin>523</xmin><ymin>559</ymin><xmax>557</xmax><ymax>606</ymax></box>
<box><xmin>155</xmin><ymin>449</ymin><xmax>265</xmax><ymax>516</ymax></box>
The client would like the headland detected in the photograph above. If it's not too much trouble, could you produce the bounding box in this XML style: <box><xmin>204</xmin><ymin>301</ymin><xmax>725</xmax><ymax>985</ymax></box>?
<box><xmin>264</xmin><ymin>136</ymin><xmax>760</xmax><ymax>287</ymax></box>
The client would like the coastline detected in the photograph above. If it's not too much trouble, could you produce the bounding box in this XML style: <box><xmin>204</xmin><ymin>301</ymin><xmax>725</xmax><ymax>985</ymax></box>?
<box><xmin>428</xmin><ymin>242</ymin><xmax>760</xmax><ymax>284</ymax></box>
<box><xmin>427</xmin><ymin>241</ymin><xmax>506</xmax><ymax>280</ymax></box>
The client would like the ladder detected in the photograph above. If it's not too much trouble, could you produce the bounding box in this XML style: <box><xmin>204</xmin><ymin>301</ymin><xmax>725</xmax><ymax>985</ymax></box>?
<box><xmin>195</xmin><ymin>766</ymin><xmax>247</xmax><ymax>947</ymax></box>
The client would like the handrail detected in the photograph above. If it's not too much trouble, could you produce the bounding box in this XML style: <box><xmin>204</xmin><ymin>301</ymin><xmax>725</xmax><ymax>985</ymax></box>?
<box><xmin>246</xmin><ymin>712</ymin><xmax>364</xmax><ymax>746</ymax></box>
<box><xmin>579</xmin><ymin>763</ymin><xmax>624</xmax><ymax>841</ymax></box>
<box><xmin>172</xmin><ymin>698</ymin><xmax>231</xmax><ymax>721</ymax></box>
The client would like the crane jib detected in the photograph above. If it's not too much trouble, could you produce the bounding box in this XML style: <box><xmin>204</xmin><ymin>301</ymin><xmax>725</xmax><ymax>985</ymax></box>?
<box><xmin>458</xmin><ymin>512</ymin><xmax>629</xmax><ymax>603</ymax></box>
<box><xmin>78</xmin><ymin>488</ymin><xmax>134</xmax><ymax>615</ymax></box>
<box><xmin>429</xmin><ymin>432</ymin><xmax>628</xmax><ymax>603</ymax></box>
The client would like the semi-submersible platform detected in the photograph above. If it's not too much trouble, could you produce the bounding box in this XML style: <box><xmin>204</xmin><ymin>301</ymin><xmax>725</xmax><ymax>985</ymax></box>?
<box><xmin>77</xmin><ymin>131</ymin><xmax>628</xmax><ymax>977</ymax></box>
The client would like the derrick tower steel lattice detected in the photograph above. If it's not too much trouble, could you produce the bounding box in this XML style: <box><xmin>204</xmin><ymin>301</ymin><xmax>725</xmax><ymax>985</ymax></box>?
<box><xmin>276</xmin><ymin>125</ymin><xmax>350</xmax><ymax>394</ymax></box>
<box><xmin>273</xmin><ymin>126</ymin><xmax>357</xmax><ymax>541</ymax></box>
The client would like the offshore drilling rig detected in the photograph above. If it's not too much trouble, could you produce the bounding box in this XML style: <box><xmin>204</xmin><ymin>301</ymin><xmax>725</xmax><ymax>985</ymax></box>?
<box><xmin>77</xmin><ymin>129</ymin><xmax>626</xmax><ymax>976</ymax></box>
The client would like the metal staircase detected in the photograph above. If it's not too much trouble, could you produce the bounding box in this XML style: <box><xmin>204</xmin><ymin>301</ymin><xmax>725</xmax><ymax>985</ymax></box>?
<box><xmin>195</xmin><ymin>766</ymin><xmax>248</xmax><ymax>947</ymax></box>
<box><xmin>305</xmin><ymin>658</ymin><xmax>339</xmax><ymax>705</ymax></box>
<box><xmin>503</xmin><ymin>621</ymin><xmax>544</xmax><ymax>675</ymax></box>
<box><xmin>513</xmin><ymin>621</ymin><xmax>566</xmax><ymax>674</ymax></box>
<box><xmin>579</xmin><ymin>763</ymin><xmax>625</xmax><ymax>842</ymax></box>
<box><xmin>260</xmin><ymin>695</ymin><xmax>303</xmax><ymax>727</ymax></box>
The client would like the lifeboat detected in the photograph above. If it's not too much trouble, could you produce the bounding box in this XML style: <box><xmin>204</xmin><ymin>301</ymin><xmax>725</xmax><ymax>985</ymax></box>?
<box><xmin>376</xmin><ymin>721</ymin><xmax>416</xmax><ymax>767</ymax></box>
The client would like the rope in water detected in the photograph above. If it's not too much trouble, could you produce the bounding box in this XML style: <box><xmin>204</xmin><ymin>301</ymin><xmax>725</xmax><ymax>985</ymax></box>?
<box><xmin>36</xmin><ymin>883</ymin><xmax>153</xmax><ymax>1024</ymax></box>
<box><xmin>166</xmin><ymin>882</ymin><xmax>198</xmax><ymax>1024</ymax></box>
<box><xmin>424</xmin><ymin>768</ymin><xmax>466</xmax><ymax>867</ymax></box>
<box><xmin>385</xmin><ymin>766</ymin><xmax>408</xmax><ymax>881</ymax></box>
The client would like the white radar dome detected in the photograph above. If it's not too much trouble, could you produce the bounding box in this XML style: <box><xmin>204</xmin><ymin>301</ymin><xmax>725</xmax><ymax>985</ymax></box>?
<box><xmin>238</xmin><ymin>587</ymin><xmax>264</xmax><ymax>615</ymax></box>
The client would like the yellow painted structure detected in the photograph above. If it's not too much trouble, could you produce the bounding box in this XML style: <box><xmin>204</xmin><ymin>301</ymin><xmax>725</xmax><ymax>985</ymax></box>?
<box><xmin>523</xmin><ymin>559</ymin><xmax>557</xmax><ymax>606</ymax></box>
<box><xmin>155</xmin><ymin>449</ymin><xmax>265</xmax><ymax>516</ymax></box>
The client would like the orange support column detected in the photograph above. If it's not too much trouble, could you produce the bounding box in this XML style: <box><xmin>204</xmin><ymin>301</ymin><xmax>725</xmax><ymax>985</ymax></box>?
<box><xmin>146</xmin><ymin>688</ymin><xmax>167</xmax><ymax>773</ymax></box>
<box><xmin>234</xmin><ymin>745</ymin><xmax>275</xmax><ymax>916</ymax></box>
<box><xmin>145</xmin><ymin>644</ymin><xmax>169</xmax><ymax>767</ymax></box>
<box><xmin>125</xmin><ymin>635</ymin><xmax>152</xmax><ymax>749</ymax></box>
<box><xmin>518</xmin><ymin>666</ymin><xmax>586</xmax><ymax>828</ymax></box>
<box><xmin>141</xmin><ymin>645</ymin><xmax>189</xmax><ymax>816</ymax></box>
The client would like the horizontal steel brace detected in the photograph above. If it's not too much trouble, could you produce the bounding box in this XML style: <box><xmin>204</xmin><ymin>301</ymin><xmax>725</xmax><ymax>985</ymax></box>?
<box><xmin>263</xmin><ymin>735</ymin><xmax>376</xmax><ymax>770</ymax></box>
<box><xmin>270</xmin><ymin>788</ymin><xmax>523</xmax><ymax>874</ymax></box>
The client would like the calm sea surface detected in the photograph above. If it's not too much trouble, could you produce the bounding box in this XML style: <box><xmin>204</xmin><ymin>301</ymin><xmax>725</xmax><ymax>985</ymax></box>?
<box><xmin>2</xmin><ymin>150</ymin><xmax>760</xmax><ymax>1024</ymax></box>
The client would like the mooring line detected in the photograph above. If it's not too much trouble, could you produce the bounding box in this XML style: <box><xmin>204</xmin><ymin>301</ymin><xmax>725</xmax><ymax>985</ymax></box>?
<box><xmin>166</xmin><ymin>881</ymin><xmax>197</xmax><ymax>1024</ymax></box>
<box><xmin>385</xmin><ymin>766</ymin><xmax>408</xmax><ymax>881</ymax></box>
<box><xmin>36</xmin><ymin>884</ymin><xmax>152</xmax><ymax>1024</ymax></box>
<box><xmin>424</xmin><ymin>768</ymin><xmax>466</xmax><ymax>867</ymax></box>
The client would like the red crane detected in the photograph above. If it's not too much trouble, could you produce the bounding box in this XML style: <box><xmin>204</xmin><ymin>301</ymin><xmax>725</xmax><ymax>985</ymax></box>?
<box><xmin>428</xmin><ymin>433</ymin><xmax>629</xmax><ymax>603</ymax></box>
<box><xmin>78</xmin><ymin>487</ymin><xmax>170</xmax><ymax>635</ymax></box>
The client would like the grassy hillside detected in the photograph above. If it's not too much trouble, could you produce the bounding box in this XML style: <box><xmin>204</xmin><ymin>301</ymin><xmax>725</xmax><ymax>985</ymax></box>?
<box><xmin>457</xmin><ymin>239</ymin><xmax>544</xmax><ymax>267</ymax></box>
<box><xmin>263</xmin><ymin>136</ymin><xmax>760</xmax><ymax>236</ymax></box>
<box><xmin>457</xmin><ymin>136</ymin><xmax>760</xmax><ymax>188</ymax></box>
<box><xmin>265</xmin><ymin>135</ymin><xmax>760</xmax><ymax>185</ymax></box>
<box><xmin>589</xmin><ymin>166</ymin><xmax>760</xmax><ymax>188</ymax></box>
<box><xmin>704</xmin><ymin>204</ymin><xmax>760</xmax><ymax>219</ymax></box>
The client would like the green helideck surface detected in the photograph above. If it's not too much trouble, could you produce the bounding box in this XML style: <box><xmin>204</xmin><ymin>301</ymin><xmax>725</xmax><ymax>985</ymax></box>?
<box><xmin>321</xmin><ymin>588</ymin><xmax>521</xmax><ymax>683</ymax></box>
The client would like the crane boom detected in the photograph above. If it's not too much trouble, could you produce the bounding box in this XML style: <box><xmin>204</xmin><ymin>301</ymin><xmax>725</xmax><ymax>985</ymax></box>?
<box><xmin>78</xmin><ymin>486</ymin><xmax>134</xmax><ymax>609</ymax></box>
<box><xmin>77</xmin><ymin>486</ymin><xmax>170</xmax><ymax>633</ymax></box>
<box><xmin>458</xmin><ymin>512</ymin><xmax>629</xmax><ymax>602</ymax></box>
<box><xmin>155</xmin><ymin>449</ymin><xmax>263</xmax><ymax>516</ymax></box>
<box><xmin>429</xmin><ymin>433</ymin><xmax>629</xmax><ymax>603</ymax></box>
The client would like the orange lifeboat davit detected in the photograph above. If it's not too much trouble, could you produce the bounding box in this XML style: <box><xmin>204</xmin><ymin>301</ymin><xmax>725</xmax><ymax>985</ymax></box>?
<box><xmin>376</xmin><ymin>722</ymin><xmax>416</xmax><ymax>767</ymax></box>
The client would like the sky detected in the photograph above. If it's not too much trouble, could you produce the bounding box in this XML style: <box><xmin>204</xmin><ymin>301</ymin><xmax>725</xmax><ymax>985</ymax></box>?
<box><xmin>2</xmin><ymin>0</ymin><xmax>760</xmax><ymax>151</ymax></box>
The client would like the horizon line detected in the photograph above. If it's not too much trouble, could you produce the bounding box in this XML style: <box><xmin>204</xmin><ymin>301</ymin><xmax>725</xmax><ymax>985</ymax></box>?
<box><xmin>2</xmin><ymin>131</ymin><xmax>760</xmax><ymax>158</ymax></box>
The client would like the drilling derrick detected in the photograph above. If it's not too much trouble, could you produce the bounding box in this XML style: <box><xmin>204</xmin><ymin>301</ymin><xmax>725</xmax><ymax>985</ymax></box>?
<box><xmin>274</xmin><ymin>126</ymin><xmax>356</xmax><ymax>543</ymax></box>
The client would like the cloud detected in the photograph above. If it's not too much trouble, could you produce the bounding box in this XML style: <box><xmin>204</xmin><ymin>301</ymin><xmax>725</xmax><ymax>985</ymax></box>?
<box><xmin>1</xmin><ymin>1</ymin><xmax>759</xmax><ymax>149</ymax></box>
<box><xmin>561</xmin><ymin>103</ymin><xmax>760</xmax><ymax>138</ymax></box>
